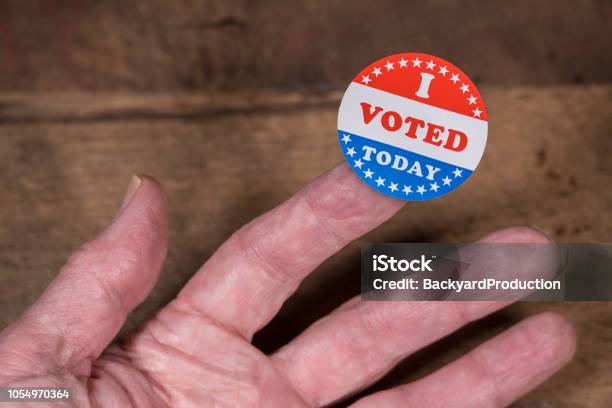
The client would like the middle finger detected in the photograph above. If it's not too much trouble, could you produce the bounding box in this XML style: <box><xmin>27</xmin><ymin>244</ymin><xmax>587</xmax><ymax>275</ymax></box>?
<box><xmin>271</xmin><ymin>227</ymin><xmax>550</xmax><ymax>406</ymax></box>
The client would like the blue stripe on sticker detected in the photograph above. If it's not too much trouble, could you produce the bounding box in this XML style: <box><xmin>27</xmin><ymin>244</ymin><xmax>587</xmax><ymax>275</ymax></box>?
<box><xmin>338</xmin><ymin>130</ymin><xmax>472</xmax><ymax>201</ymax></box>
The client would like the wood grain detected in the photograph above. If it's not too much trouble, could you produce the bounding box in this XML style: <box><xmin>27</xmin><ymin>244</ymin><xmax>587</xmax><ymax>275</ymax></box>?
<box><xmin>0</xmin><ymin>85</ymin><xmax>610</xmax><ymax>407</ymax></box>
<box><xmin>1</xmin><ymin>0</ymin><xmax>611</xmax><ymax>92</ymax></box>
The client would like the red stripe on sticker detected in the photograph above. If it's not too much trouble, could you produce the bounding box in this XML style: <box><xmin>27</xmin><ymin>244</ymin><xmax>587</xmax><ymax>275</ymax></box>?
<box><xmin>352</xmin><ymin>53</ymin><xmax>487</xmax><ymax>121</ymax></box>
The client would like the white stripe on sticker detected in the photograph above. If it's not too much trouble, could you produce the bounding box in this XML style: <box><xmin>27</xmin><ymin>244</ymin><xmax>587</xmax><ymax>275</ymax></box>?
<box><xmin>338</xmin><ymin>82</ymin><xmax>487</xmax><ymax>170</ymax></box>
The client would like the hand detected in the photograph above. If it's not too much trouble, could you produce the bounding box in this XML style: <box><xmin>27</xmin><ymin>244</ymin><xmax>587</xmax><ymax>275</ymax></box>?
<box><xmin>0</xmin><ymin>165</ymin><xmax>575</xmax><ymax>407</ymax></box>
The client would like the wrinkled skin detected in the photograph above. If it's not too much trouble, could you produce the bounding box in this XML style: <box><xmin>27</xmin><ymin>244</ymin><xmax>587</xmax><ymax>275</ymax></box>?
<box><xmin>0</xmin><ymin>165</ymin><xmax>575</xmax><ymax>407</ymax></box>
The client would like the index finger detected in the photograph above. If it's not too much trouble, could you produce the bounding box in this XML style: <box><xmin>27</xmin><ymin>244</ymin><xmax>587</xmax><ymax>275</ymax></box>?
<box><xmin>173</xmin><ymin>164</ymin><xmax>403</xmax><ymax>339</ymax></box>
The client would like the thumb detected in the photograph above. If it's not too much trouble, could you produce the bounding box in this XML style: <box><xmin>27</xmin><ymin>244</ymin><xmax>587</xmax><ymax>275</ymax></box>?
<box><xmin>0</xmin><ymin>175</ymin><xmax>168</xmax><ymax>376</ymax></box>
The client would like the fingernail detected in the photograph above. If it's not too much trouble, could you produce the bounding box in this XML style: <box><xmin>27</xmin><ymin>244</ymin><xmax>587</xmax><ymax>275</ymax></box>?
<box><xmin>119</xmin><ymin>175</ymin><xmax>142</xmax><ymax>213</ymax></box>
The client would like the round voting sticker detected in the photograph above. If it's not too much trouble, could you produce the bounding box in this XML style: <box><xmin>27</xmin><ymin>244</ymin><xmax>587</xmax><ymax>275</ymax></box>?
<box><xmin>337</xmin><ymin>53</ymin><xmax>488</xmax><ymax>200</ymax></box>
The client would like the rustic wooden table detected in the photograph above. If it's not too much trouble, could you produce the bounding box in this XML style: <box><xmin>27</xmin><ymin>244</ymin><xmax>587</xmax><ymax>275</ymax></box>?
<box><xmin>0</xmin><ymin>85</ymin><xmax>610</xmax><ymax>407</ymax></box>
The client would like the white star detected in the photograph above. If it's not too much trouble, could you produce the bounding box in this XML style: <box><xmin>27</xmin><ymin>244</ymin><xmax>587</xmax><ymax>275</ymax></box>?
<box><xmin>412</xmin><ymin>57</ymin><xmax>422</xmax><ymax>67</ymax></box>
<box><xmin>354</xmin><ymin>158</ymin><xmax>364</xmax><ymax>169</ymax></box>
<box><xmin>442</xmin><ymin>176</ymin><xmax>452</xmax><ymax>186</ymax></box>
<box><xmin>416</xmin><ymin>185</ymin><xmax>426</xmax><ymax>195</ymax></box>
<box><xmin>389</xmin><ymin>182</ymin><xmax>398</xmax><ymax>192</ymax></box>
<box><xmin>460</xmin><ymin>83</ymin><xmax>470</xmax><ymax>93</ymax></box>
<box><xmin>450</xmin><ymin>73</ymin><xmax>460</xmax><ymax>83</ymax></box>
<box><xmin>426</xmin><ymin>60</ymin><xmax>436</xmax><ymax>70</ymax></box>
<box><xmin>429</xmin><ymin>182</ymin><xmax>440</xmax><ymax>192</ymax></box>
<box><xmin>453</xmin><ymin>168</ymin><xmax>463</xmax><ymax>178</ymax></box>
<box><xmin>372</xmin><ymin>67</ymin><xmax>382</xmax><ymax>77</ymax></box>
<box><xmin>346</xmin><ymin>147</ymin><xmax>356</xmax><ymax>157</ymax></box>
<box><xmin>472</xmin><ymin>107</ymin><xmax>482</xmax><ymax>118</ymax></box>
<box><xmin>341</xmin><ymin>134</ymin><xmax>351</xmax><ymax>143</ymax></box>
<box><xmin>384</xmin><ymin>61</ymin><xmax>394</xmax><ymax>71</ymax></box>
<box><xmin>398</xmin><ymin>57</ymin><xmax>408</xmax><ymax>68</ymax></box>
<box><xmin>361</xmin><ymin>75</ymin><xmax>371</xmax><ymax>85</ymax></box>
<box><xmin>364</xmin><ymin>168</ymin><xmax>374</xmax><ymax>179</ymax></box>
<box><xmin>402</xmin><ymin>185</ymin><xmax>412</xmax><ymax>195</ymax></box>
<box><xmin>438</xmin><ymin>65</ymin><xmax>449</xmax><ymax>75</ymax></box>
<box><xmin>467</xmin><ymin>94</ymin><xmax>477</xmax><ymax>105</ymax></box>
<box><xmin>375</xmin><ymin>177</ymin><xmax>385</xmax><ymax>187</ymax></box>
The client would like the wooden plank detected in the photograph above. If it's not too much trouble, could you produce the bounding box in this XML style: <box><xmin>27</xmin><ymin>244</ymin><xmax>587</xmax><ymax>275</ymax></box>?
<box><xmin>0</xmin><ymin>85</ymin><xmax>610</xmax><ymax>406</ymax></box>
<box><xmin>1</xmin><ymin>1</ymin><xmax>611</xmax><ymax>91</ymax></box>
<box><xmin>0</xmin><ymin>91</ymin><xmax>342</xmax><ymax>124</ymax></box>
